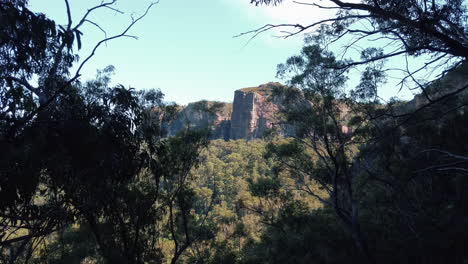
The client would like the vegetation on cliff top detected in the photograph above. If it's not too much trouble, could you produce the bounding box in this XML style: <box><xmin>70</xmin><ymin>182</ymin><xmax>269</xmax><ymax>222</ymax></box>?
<box><xmin>238</xmin><ymin>82</ymin><xmax>285</xmax><ymax>94</ymax></box>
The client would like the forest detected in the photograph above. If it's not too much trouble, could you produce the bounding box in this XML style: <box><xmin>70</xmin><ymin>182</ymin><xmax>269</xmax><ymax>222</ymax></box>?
<box><xmin>1</xmin><ymin>0</ymin><xmax>468</xmax><ymax>263</ymax></box>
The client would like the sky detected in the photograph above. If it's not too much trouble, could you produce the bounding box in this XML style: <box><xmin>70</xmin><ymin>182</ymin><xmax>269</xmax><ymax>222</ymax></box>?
<box><xmin>28</xmin><ymin>0</ymin><xmax>316</xmax><ymax>104</ymax></box>
<box><xmin>28</xmin><ymin>0</ymin><xmax>414</xmax><ymax>104</ymax></box>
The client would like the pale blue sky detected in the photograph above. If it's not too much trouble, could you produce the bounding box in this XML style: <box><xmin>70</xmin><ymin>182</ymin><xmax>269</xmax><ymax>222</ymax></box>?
<box><xmin>29</xmin><ymin>0</ymin><xmax>416</xmax><ymax>104</ymax></box>
<box><xmin>29</xmin><ymin>0</ymin><xmax>310</xmax><ymax>104</ymax></box>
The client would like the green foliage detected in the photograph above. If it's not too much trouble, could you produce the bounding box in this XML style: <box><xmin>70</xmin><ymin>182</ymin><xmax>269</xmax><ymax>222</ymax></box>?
<box><xmin>0</xmin><ymin>64</ymin><xmax>210</xmax><ymax>263</ymax></box>
<box><xmin>261</xmin><ymin>16</ymin><xmax>468</xmax><ymax>263</ymax></box>
<box><xmin>242</xmin><ymin>206</ymin><xmax>357</xmax><ymax>264</ymax></box>
<box><xmin>351</xmin><ymin>92</ymin><xmax>468</xmax><ymax>263</ymax></box>
<box><xmin>2</xmin><ymin>1</ymin><xmax>468</xmax><ymax>264</ymax></box>
<box><xmin>248</xmin><ymin>177</ymin><xmax>281</xmax><ymax>198</ymax></box>
<box><xmin>276</xmin><ymin>44</ymin><xmax>348</xmax><ymax>98</ymax></box>
<box><xmin>0</xmin><ymin>2</ymin><xmax>209</xmax><ymax>262</ymax></box>
<box><xmin>32</xmin><ymin>226</ymin><xmax>102</xmax><ymax>264</ymax></box>
<box><xmin>191</xmin><ymin>100</ymin><xmax>227</xmax><ymax>116</ymax></box>
<box><xmin>183</xmin><ymin>138</ymin><xmax>326</xmax><ymax>264</ymax></box>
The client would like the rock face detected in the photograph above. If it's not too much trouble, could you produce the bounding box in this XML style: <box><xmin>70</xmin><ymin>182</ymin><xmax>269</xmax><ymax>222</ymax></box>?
<box><xmin>169</xmin><ymin>63</ymin><xmax>468</xmax><ymax>141</ymax></box>
<box><xmin>230</xmin><ymin>83</ymin><xmax>282</xmax><ymax>140</ymax></box>
<box><xmin>168</xmin><ymin>101</ymin><xmax>232</xmax><ymax>140</ymax></box>
<box><xmin>396</xmin><ymin>62</ymin><xmax>468</xmax><ymax>115</ymax></box>
<box><xmin>168</xmin><ymin>82</ymin><xmax>286</xmax><ymax>140</ymax></box>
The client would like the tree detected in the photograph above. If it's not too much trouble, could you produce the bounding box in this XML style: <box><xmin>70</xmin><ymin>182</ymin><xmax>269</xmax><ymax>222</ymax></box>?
<box><xmin>0</xmin><ymin>1</ymin><xmax>214</xmax><ymax>263</ymax></box>
<box><xmin>244</xmin><ymin>1</ymin><xmax>468</xmax><ymax>263</ymax></box>
<box><xmin>0</xmin><ymin>0</ymin><xmax>156</xmax><ymax>137</ymax></box>
<box><xmin>265</xmin><ymin>44</ymin><xmax>378</xmax><ymax>263</ymax></box>
<box><xmin>261</xmin><ymin>38</ymin><xmax>468</xmax><ymax>264</ymax></box>
<box><xmin>246</xmin><ymin>0</ymin><xmax>468</xmax><ymax>105</ymax></box>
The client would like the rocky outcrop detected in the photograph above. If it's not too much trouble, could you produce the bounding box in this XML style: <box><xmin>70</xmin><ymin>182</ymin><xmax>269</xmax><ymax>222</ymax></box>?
<box><xmin>168</xmin><ymin>63</ymin><xmax>468</xmax><ymax>141</ymax></box>
<box><xmin>168</xmin><ymin>82</ymin><xmax>288</xmax><ymax>140</ymax></box>
<box><xmin>230</xmin><ymin>83</ymin><xmax>283</xmax><ymax>140</ymax></box>
<box><xmin>168</xmin><ymin>101</ymin><xmax>232</xmax><ymax>140</ymax></box>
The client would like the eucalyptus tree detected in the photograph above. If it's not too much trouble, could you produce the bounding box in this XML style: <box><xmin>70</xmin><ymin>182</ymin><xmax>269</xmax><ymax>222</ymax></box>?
<box><xmin>0</xmin><ymin>1</ymin><xmax>213</xmax><ymax>263</ymax></box>
<box><xmin>246</xmin><ymin>1</ymin><xmax>468</xmax><ymax>263</ymax></box>
<box><xmin>265</xmin><ymin>44</ymin><xmax>378</xmax><ymax>263</ymax></box>
<box><xmin>245</xmin><ymin>0</ymin><xmax>468</xmax><ymax>110</ymax></box>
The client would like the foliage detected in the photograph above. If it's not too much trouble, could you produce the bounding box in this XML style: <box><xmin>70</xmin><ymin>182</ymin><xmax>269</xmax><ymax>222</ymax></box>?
<box><xmin>245</xmin><ymin>2</ymin><xmax>468</xmax><ymax>262</ymax></box>
<box><xmin>247</xmin><ymin>0</ymin><xmax>468</xmax><ymax>108</ymax></box>
<box><xmin>174</xmin><ymin>138</ymin><xmax>322</xmax><ymax>263</ymax></box>
<box><xmin>2</xmin><ymin>1</ymin><xmax>468</xmax><ymax>264</ymax></box>
<box><xmin>0</xmin><ymin>2</ymin><xmax>208</xmax><ymax>263</ymax></box>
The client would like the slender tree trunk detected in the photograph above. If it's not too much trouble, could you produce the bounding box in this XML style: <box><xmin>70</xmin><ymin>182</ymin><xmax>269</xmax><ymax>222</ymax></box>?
<box><xmin>335</xmin><ymin>206</ymin><xmax>376</xmax><ymax>264</ymax></box>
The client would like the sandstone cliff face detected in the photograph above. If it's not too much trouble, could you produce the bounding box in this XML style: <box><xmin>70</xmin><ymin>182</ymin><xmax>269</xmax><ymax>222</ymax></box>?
<box><xmin>168</xmin><ymin>63</ymin><xmax>468</xmax><ymax>141</ymax></box>
<box><xmin>230</xmin><ymin>83</ymin><xmax>281</xmax><ymax>140</ymax></box>
<box><xmin>169</xmin><ymin>82</ymin><xmax>290</xmax><ymax>140</ymax></box>
<box><xmin>168</xmin><ymin>101</ymin><xmax>232</xmax><ymax>140</ymax></box>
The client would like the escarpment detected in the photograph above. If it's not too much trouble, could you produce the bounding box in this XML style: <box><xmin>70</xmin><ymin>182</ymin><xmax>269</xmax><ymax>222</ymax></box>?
<box><xmin>230</xmin><ymin>83</ymin><xmax>283</xmax><ymax>140</ymax></box>
<box><xmin>168</xmin><ymin>101</ymin><xmax>232</xmax><ymax>140</ymax></box>
<box><xmin>168</xmin><ymin>63</ymin><xmax>468</xmax><ymax>141</ymax></box>
<box><xmin>168</xmin><ymin>82</ymin><xmax>287</xmax><ymax>140</ymax></box>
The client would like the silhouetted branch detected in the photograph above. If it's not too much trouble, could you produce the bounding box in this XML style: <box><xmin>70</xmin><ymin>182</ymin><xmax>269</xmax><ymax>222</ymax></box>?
<box><xmin>74</xmin><ymin>1</ymin><xmax>157</xmax><ymax>78</ymax></box>
<box><xmin>9</xmin><ymin>1</ymin><xmax>157</xmax><ymax>135</ymax></box>
<box><xmin>73</xmin><ymin>0</ymin><xmax>117</xmax><ymax>30</ymax></box>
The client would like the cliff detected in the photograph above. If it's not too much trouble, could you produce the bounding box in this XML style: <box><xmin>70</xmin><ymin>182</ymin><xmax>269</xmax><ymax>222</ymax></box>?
<box><xmin>168</xmin><ymin>63</ymin><xmax>468</xmax><ymax>141</ymax></box>
<box><xmin>169</xmin><ymin>82</ymin><xmax>286</xmax><ymax>140</ymax></box>
<box><xmin>397</xmin><ymin>62</ymin><xmax>468</xmax><ymax>114</ymax></box>
<box><xmin>230</xmin><ymin>83</ymin><xmax>283</xmax><ymax>140</ymax></box>
<box><xmin>168</xmin><ymin>101</ymin><xmax>232</xmax><ymax>140</ymax></box>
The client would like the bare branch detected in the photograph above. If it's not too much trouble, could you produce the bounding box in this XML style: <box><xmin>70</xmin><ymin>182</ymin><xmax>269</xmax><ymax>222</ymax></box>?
<box><xmin>8</xmin><ymin>1</ymin><xmax>158</xmax><ymax>136</ymax></box>
<box><xmin>104</xmin><ymin>5</ymin><xmax>124</xmax><ymax>14</ymax></box>
<box><xmin>326</xmin><ymin>0</ymin><xmax>468</xmax><ymax>58</ymax></box>
<box><xmin>84</xmin><ymin>19</ymin><xmax>107</xmax><ymax>38</ymax></box>
<box><xmin>3</xmin><ymin>77</ymin><xmax>38</xmax><ymax>93</ymax></box>
<box><xmin>293</xmin><ymin>1</ymin><xmax>341</xmax><ymax>9</ymax></box>
<box><xmin>421</xmin><ymin>149</ymin><xmax>468</xmax><ymax>161</ymax></box>
<box><xmin>64</xmin><ymin>0</ymin><xmax>72</xmax><ymax>30</ymax></box>
<box><xmin>235</xmin><ymin>15</ymin><xmax>372</xmax><ymax>39</ymax></box>
<box><xmin>74</xmin><ymin>1</ymin><xmax>157</xmax><ymax>77</ymax></box>
<box><xmin>73</xmin><ymin>0</ymin><xmax>117</xmax><ymax>30</ymax></box>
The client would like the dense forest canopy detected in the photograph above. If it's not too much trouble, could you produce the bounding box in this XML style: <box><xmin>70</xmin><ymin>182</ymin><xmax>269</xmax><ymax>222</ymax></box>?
<box><xmin>1</xmin><ymin>0</ymin><xmax>468</xmax><ymax>264</ymax></box>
